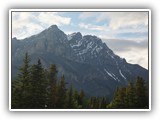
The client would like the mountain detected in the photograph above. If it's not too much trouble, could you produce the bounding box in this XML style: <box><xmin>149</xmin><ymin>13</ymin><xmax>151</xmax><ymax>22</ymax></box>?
<box><xmin>11</xmin><ymin>25</ymin><xmax>149</xmax><ymax>99</ymax></box>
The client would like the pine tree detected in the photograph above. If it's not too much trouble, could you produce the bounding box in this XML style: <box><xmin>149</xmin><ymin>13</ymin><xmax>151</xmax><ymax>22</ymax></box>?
<box><xmin>107</xmin><ymin>87</ymin><xmax>126</xmax><ymax>108</ymax></box>
<box><xmin>47</xmin><ymin>64</ymin><xmax>58</xmax><ymax>108</ymax></box>
<box><xmin>88</xmin><ymin>96</ymin><xmax>99</xmax><ymax>108</ymax></box>
<box><xmin>56</xmin><ymin>75</ymin><xmax>67</xmax><ymax>108</ymax></box>
<box><xmin>73</xmin><ymin>90</ymin><xmax>79</xmax><ymax>108</ymax></box>
<box><xmin>67</xmin><ymin>85</ymin><xmax>74</xmax><ymax>108</ymax></box>
<box><xmin>11</xmin><ymin>80</ymin><xmax>23</xmax><ymax>108</ymax></box>
<box><xmin>79</xmin><ymin>89</ymin><xmax>85</xmax><ymax>107</ymax></box>
<box><xmin>135</xmin><ymin>76</ymin><xmax>149</xmax><ymax>108</ymax></box>
<box><xmin>11</xmin><ymin>53</ymin><xmax>31</xmax><ymax>108</ymax></box>
<box><xmin>99</xmin><ymin>97</ymin><xmax>108</xmax><ymax>108</ymax></box>
<box><xmin>125</xmin><ymin>81</ymin><xmax>136</xmax><ymax>108</ymax></box>
<box><xmin>29</xmin><ymin>59</ymin><xmax>47</xmax><ymax>108</ymax></box>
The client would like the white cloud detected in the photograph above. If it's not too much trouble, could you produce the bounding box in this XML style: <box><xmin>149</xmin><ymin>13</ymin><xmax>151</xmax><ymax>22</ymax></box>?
<box><xmin>79</xmin><ymin>12</ymin><xmax>98</xmax><ymax>19</ymax></box>
<box><xmin>79</xmin><ymin>23</ymin><xmax>107</xmax><ymax>31</ymax></box>
<box><xmin>78</xmin><ymin>22</ymin><xmax>148</xmax><ymax>41</ymax></box>
<box><xmin>115</xmin><ymin>48</ymin><xmax>148</xmax><ymax>69</ymax></box>
<box><xmin>101</xmin><ymin>12</ymin><xmax>148</xmax><ymax>30</ymax></box>
<box><xmin>79</xmin><ymin>12</ymin><xmax>148</xmax><ymax>38</ymax></box>
<box><xmin>37</xmin><ymin>12</ymin><xmax>71</xmax><ymax>27</ymax></box>
<box><xmin>12</xmin><ymin>12</ymin><xmax>71</xmax><ymax>39</ymax></box>
<box><xmin>12</xmin><ymin>12</ymin><xmax>42</xmax><ymax>39</ymax></box>
<box><xmin>79</xmin><ymin>12</ymin><xmax>148</xmax><ymax>30</ymax></box>
<box><xmin>103</xmin><ymin>39</ymin><xmax>148</xmax><ymax>69</ymax></box>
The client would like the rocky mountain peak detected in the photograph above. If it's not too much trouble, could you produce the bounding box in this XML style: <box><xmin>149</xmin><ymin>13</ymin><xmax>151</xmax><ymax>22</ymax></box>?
<box><xmin>11</xmin><ymin>25</ymin><xmax>148</xmax><ymax>98</ymax></box>
<box><xmin>48</xmin><ymin>24</ymin><xmax>59</xmax><ymax>30</ymax></box>
<box><xmin>67</xmin><ymin>32</ymin><xmax>82</xmax><ymax>41</ymax></box>
<box><xmin>43</xmin><ymin>24</ymin><xmax>65</xmax><ymax>35</ymax></box>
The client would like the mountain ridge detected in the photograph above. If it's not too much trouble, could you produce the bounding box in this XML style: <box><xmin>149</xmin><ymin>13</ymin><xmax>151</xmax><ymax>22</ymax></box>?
<box><xmin>11</xmin><ymin>25</ymin><xmax>148</xmax><ymax>98</ymax></box>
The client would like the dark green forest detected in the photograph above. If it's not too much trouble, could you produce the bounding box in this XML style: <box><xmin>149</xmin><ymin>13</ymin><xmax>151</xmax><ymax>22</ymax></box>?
<box><xmin>11</xmin><ymin>53</ymin><xmax>149</xmax><ymax>109</ymax></box>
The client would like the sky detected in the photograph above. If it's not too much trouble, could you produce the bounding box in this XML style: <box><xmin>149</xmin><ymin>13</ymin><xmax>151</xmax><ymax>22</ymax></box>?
<box><xmin>12</xmin><ymin>11</ymin><xmax>149</xmax><ymax>69</ymax></box>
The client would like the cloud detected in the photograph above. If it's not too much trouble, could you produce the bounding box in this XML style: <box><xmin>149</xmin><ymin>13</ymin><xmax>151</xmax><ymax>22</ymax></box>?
<box><xmin>79</xmin><ymin>12</ymin><xmax>148</xmax><ymax>41</ymax></box>
<box><xmin>79</xmin><ymin>23</ymin><xmax>106</xmax><ymax>31</ymax></box>
<box><xmin>79</xmin><ymin>22</ymin><xmax>148</xmax><ymax>42</ymax></box>
<box><xmin>12</xmin><ymin>12</ymin><xmax>71</xmax><ymax>39</ymax></box>
<box><xmin>37</xmin><ymin>12</ymin><xmax>71</xmax><ymax>26</ymax></box>
<box><xmin>116</xmin><ymin>48</ymin><xmax>148</xmax><ymax>69</ymax></box>
<box><xmin>79</xmin><ymin>12</ymin><xmax>98</xmax><ymax>19</ymax></box>
<box><xmin>79</xmin><ymin>12</ymin><xmax>148</xmax><ymax>30</ymax></box>
<box><xmin>97</xmin><ymin>12</ymin><xmax>148</xmax><ymax>30</ymax></box>
<box><xmin>104</xmin><ymin>39</ymin><xmax>148</xmax><ymax>51</ymax></box>
<box><xmin>103</xmin><ymin>39</ymin><xmax>148</xmax><ymax>69</ymax></box>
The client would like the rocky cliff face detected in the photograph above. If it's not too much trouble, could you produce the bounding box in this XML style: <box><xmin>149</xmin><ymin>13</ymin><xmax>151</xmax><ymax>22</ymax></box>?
<box><xmin>11</xmin><ymin>25</ymin><xmax>148</xmax><ymax>98</ymax></box>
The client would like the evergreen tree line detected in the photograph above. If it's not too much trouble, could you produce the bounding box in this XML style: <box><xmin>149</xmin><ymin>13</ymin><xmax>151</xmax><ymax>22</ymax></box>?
<box><xmin>11</xmin><ymin>53</ymin><xmax>149</xmax><ymax>109</ymax></box>
<box><xmin>107</xmin><ymin>76</ymin><xmax>149</xmax><ymax>109</ymax></box>
<box><xmin>11</xmin><ymin>53</ymin><xmax>109</xmax><ymax>109</ymax></box>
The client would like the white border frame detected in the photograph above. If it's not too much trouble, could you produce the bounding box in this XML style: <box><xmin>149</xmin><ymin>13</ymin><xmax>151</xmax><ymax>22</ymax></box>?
<box><xmin>9</xmin><ymin>9</ymin><xmax>151</xmax><ymax>111</ymax></box>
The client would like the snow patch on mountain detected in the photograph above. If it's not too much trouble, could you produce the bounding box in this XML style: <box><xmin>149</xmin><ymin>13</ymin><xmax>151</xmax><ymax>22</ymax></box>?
<box><xmin>70</xmin><ymin>40</ymin><xmax>83</xmax><ymax>48</ymax></box>
<box><xmin>86</xmin><ymin>41</ymin><xmax>94</xmax><ymax>50</ymax></box>
<box><xmin>67</xmin><ymin>33</ymin><xmax>77</xmax><ymax>41</ymax></box>
<box><xmin>119</xmin><ymin>70</ymin><xmax>126</xmax><ymax>80</ymax></box>
<box><xmin>96</xmin><ymin>46</ymin><xmax>103</xmax><ymax>53</ymax></box>
<box><xmin>104</xmin><ymin>69</ymin><xmax>117</xmax><ymax>81</ymax></box>
<box><xmin>77</xmin><ymin>48</ymin><xmax>88</xmax><ymax>55</ymax></box>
